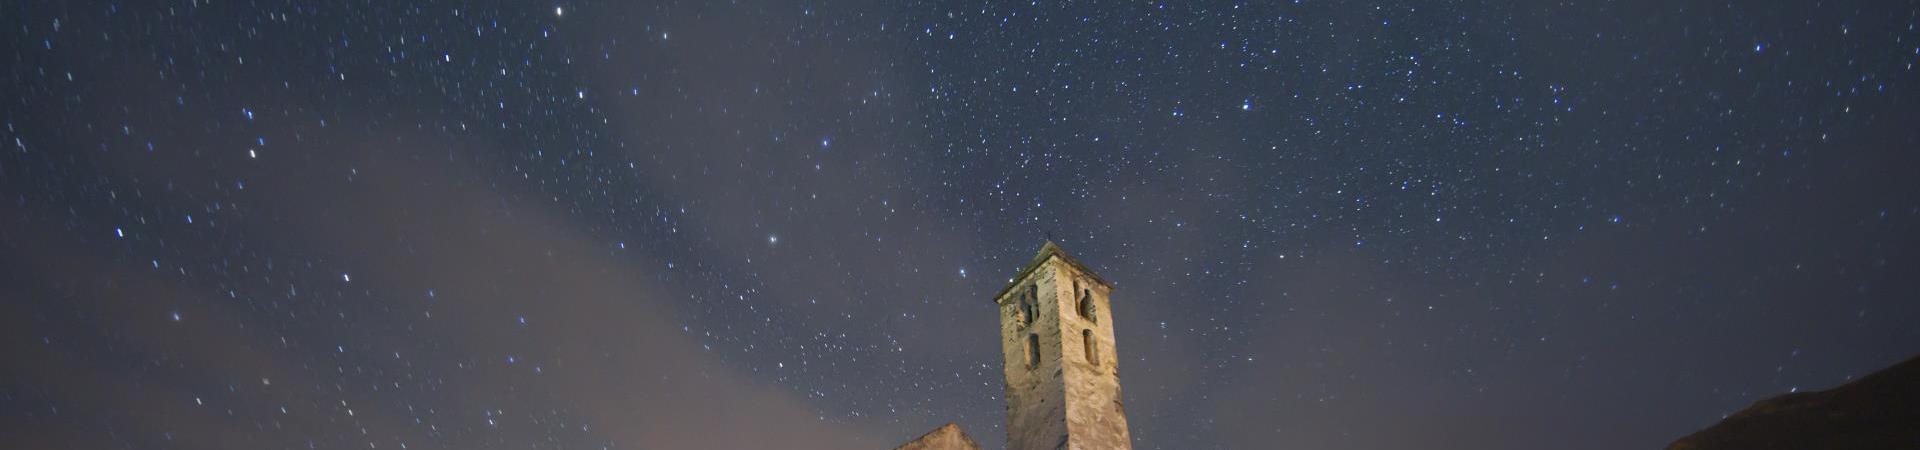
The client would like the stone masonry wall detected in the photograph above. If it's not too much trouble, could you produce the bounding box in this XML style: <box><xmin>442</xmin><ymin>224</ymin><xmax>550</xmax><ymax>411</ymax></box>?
<box><xmin>1055</xmin><ymin>260</ymin><xmax>1132</xmax><ymax>450</ymax></box>
<box><xmin>1001</xmin><ymin>261</ymin><xmax>1067</xmax><ymax>450</ymax></box>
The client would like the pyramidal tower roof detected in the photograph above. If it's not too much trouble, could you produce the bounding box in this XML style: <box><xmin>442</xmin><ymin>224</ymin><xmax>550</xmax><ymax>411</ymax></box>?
<box><xmin>891</xmin><ymin>422</ymin><xmax>981</xmax><ymax>450</ymax></box>
<box><xmin>993</xmin><ymin>240</ymin><xmax>1112</xmax><ymax>303</ymax></box>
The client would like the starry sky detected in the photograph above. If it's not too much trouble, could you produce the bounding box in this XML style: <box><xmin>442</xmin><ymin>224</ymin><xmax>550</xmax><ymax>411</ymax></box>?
<box><xmin>4</xmin><ymin>1</ymin><xmax>1920</xmax><ymax>449</ymax></box>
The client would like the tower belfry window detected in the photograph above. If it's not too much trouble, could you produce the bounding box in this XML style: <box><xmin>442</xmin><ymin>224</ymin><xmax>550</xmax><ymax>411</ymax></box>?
<box><xmin>1078</xmin><ymin>289</ymin><xmax>1096</xmax><ymax>322</ymax></box>
<box><xmin>1019</xmin><ymin>284</ymin><xmax>1038</xmax><ymax>327</ymax></box>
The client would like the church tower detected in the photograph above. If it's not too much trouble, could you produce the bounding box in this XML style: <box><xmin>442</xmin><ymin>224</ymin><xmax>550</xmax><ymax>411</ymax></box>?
<box><xmin>994</xmin><ymin>242</ymin><xmax>1132</xmax><ymax>450</ymax></box>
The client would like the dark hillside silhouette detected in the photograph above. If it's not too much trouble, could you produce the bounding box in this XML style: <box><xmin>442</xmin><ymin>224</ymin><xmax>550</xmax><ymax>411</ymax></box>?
<box><xmin>1668</xmin><ymin>354</ymin><xmax>1920</xmax><ymax>450</ymax></box>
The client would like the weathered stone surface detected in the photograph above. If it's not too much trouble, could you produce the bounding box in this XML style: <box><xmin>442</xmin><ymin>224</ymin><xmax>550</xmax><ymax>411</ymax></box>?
<box><xmin>893</xmin><ymin>423</ymin><xmax>982</xmax><ymax>450</ymax></box>
<box><xmin>999</xmin><ymin>252</ymin><xmax>1068</xmax><ymax>450</ymax></box>
<box><xmin>1667</xmin><ymin>353</ymin><xmax>1920</xmax><ymax>450</ymax></box>
<box><xmin>996</xmin><ymin>242</ymin><xmax>1132</xmax><ymax>450</ymax></box>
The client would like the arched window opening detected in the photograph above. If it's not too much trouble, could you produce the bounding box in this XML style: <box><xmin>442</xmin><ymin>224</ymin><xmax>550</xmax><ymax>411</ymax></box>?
<box><xmin>1026</xmin><ymin>333</ymin><xmax>1041</xmax><ymax>368</ymax></box>
<box><xmin>1082</xmin><ymin>329</ymin><xmax>1098</xmax><ymax>365</ymax></box>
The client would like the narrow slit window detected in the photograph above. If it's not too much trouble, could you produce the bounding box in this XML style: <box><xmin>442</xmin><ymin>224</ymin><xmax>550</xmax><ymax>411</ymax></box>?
<box><xmin>1026</xmin><ymin>333</ymin><xmax>1041</xmax><ymax>368</ymax></box>
<box><xmin>1082</xmin><ymin>329</ymin><xmax>1097</xmax><ymax>365</ymax></box>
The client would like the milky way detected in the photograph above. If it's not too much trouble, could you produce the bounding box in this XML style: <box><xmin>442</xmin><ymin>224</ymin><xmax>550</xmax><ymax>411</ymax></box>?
<box><xmin>4</xmin><ymin>1</ymin><xmax>1919</xmax><ymax>449</ymax></box>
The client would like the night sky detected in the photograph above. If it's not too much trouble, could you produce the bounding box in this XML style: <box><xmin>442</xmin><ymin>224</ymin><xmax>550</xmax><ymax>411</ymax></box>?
<box><xmin>4</xmin><ymin>1</ymin><xmax>1920</xmax><ymax>449</ymax></box>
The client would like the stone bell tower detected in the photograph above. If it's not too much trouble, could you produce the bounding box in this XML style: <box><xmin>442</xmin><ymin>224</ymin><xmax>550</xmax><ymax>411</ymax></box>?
<box><xmin>994</xmin><ymin>241</ymin><xmax>1132</xmax><ymax>450</ymax></box>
